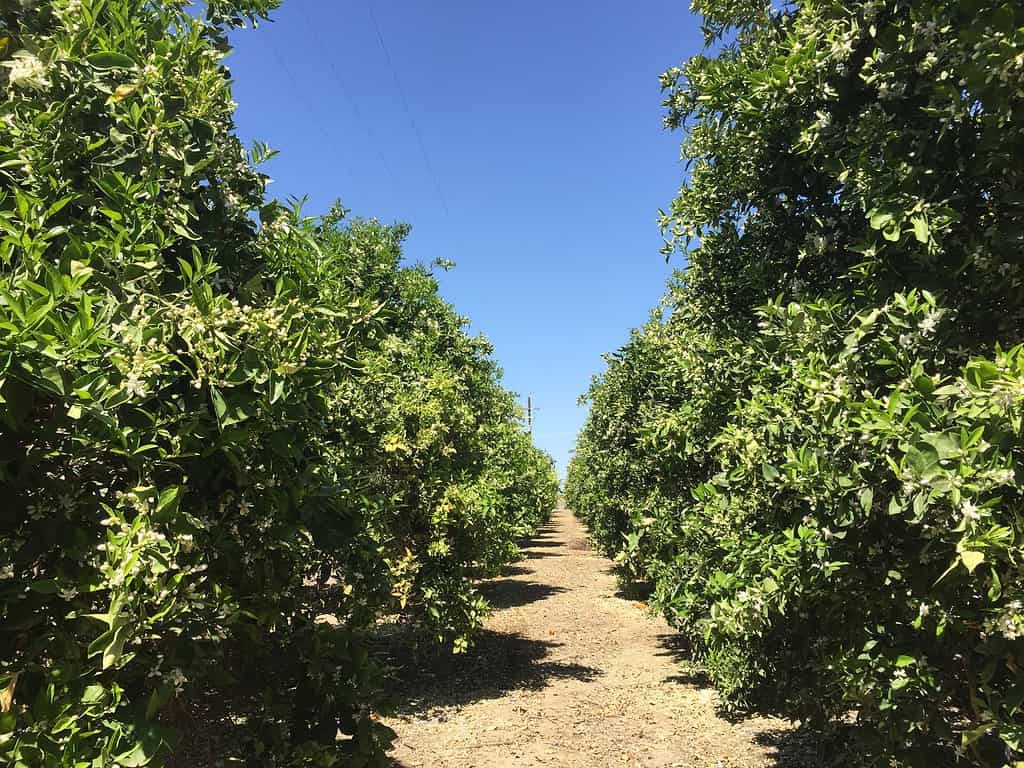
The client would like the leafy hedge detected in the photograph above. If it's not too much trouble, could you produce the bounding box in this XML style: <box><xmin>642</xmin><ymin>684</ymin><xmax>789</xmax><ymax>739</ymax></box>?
<box><xmin>0</xmin><ymin>2</ymin><xmax>556</xmax><ymax>765</ymax></box>
<box><xmin>568</xmin><ymin>0</ymin><xmax>1024</xmax><ymax>764</ymax></box>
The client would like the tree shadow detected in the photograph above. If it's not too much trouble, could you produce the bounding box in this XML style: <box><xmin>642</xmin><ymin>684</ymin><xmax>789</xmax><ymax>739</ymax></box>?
<box><xmin>752</xmin><ymin>723</ymin><xmax>966</xmax><ymax>768</ymax></box>
<box><xmin>521</xmin><ymin>538</ymin><xmax>562</xmax><ymax>548</ymax></box>
<box><xmin>664</xmin><ymin>670</ymin><xmax>714</xmax><ymax>687</ymax></box>
<box><xmin>522</xmin><ymin>549</ymin><xmax>559</xmax><ymax>559</ymax></box>
<box><xmin>654</xmin><ymin>632</ymin><xmax>693</xmax><ymax>664</ymax></box>
<box><xmin>606</xmin><ymin>565</ymin><xmax>655</xmax><ymax>601</ymax></box>
<box><xmin>753</xmin><ymin>726</ymin><xmax>836</xmax><ymax>768</ymax></box>
<box><xmin>564</xmin><ymin>536</ymin><xmax>595</xmax><ymax>552</ymax></box>
<box><xmin>654</xmin><ymin>633</ymin><xmax>843</xmax><ymax>765</ymax></box>
<box><xmin>497</xmin><ymin>564</ymin><xmax>533</xmax><ymax>578</ymax></box>
<box><xmin>655</xmin><ymin>632</ymin><xmax>730</xmax><ymax>713</ymax></box>
<box><xmin>477</xmin><ymin>579</ymin><xmax>568</xmax><ymax>610</ymax></box>
<box><xmin>382</xmin><ymin>628</ymin><xmax>602</xmax><ymax>716</ymax></box>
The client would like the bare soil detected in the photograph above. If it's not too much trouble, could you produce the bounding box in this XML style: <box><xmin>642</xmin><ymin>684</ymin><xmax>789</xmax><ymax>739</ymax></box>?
<box><xmin>384</xmin><ymin>508</ymin><xmax>817</xmax><ymax>768</ymax></box>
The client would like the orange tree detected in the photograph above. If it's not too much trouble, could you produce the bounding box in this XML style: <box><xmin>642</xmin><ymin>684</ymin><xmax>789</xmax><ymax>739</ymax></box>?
<box><xmin>0</xmin><ymin>2</ymin><xmax>556</xmax><ymax>765</ymax></box>
<box><xmin>568</xmin><ymin>0</ymin><xmax>1024</xmax><ymax>763</ymax></box>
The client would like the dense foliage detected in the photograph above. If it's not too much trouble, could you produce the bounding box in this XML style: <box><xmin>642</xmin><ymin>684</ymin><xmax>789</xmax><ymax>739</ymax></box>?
<box><xmin>0</xmin><ymin>1</ymin><xmax>556</xmax><ymax>765</ymax></box>
<box><xmin>568</xmin><ymin>0</ymin><xmax>1024</xmax><ymax>764</ymax></box>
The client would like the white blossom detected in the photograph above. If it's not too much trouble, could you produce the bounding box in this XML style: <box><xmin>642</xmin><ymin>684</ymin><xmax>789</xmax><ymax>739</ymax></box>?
<box><xmin>168</xmin><ymin>668</ymin><xmax>188</xmax><ymax>692</ymax></box>
<box><xmin>961</xmin><ymin>499</ymin><xmax>981</xmax><ymax>522</ymax></box>
<box><xmin>123</xmin><ymin>373</ymin><xmax>148</xmax><ymax>399</ymax></box>
<box><xmin>3</xmin><ymin>50</ymin><xmax>49</xmax><ymax>91</ymax></box>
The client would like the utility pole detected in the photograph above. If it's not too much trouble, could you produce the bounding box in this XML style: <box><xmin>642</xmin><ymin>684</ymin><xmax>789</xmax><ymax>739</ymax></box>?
<box><xmin>527</xmin><ymin>395</ymin><xmax>533</xmax><ymax>435</ymax></box>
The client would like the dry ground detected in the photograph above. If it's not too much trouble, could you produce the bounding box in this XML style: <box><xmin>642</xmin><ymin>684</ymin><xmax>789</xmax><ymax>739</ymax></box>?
<box><xmin>384</xmin><ymin>508</ymin><xmax>818</xmax><ymax>768</ymax></box>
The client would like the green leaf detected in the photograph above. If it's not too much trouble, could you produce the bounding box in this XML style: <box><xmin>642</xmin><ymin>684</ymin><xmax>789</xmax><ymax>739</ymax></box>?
<box><xmin>155</xmin><ymin>486</ymin><xmax>181</xmax><ymax>517</ymax></box>
<box><xmin>109</xmin><ymin>83</ymin><xmax>140</xmax><ymax>103</ymax></box>
<box><xmin>988</xmin><ymin>567</ymin><xmax>1002</xmax><ymax>601</ymax></box>
<box><xmin>961</xmin><ymin>550</ymin><xmax>985</xmax><ymax>573</ymax></box>
<box><xmin>29</xmin><ymin>579</ymin><xmax>59</xmax><ymax>594</ymax></box>
<box><xmin>858</xmin><ymin>487</ymin><xmax>874</xmax><ymax>513</ymax></box>
<box><xmin>905</xmin><ymin>443</ymin><xmax>940</xmax><ymax>480</ymax></box>
<box><xmin>912</xmin><ymin>491</ymin><xmax>929</xmax><ymax>519</ymax></box>
<box><xmin>46</xmin><ymin>195</ymin><xmax>76</xmax><ymax>217</ymax></box>
<box><xmin>965</xmin><ymin>360</ymin><xmax>1000</xmax><ymax>387</ymax></box>
<box><xmin>38</xmin><ymin>366</ymin><xmax>66</xmax><ymax>396</ymax></box>
<box><xmin>81</xmin><ymin>684</ymin><xmax>107</xmax><ymax>705</ymax></box>
<box><xmin>269</xmin><ymin>374</ymin><xmax>285</xmax><ymax>404</ymax></box>
<box><xmin>869</xmin><ymin>210</ymin><xmax>893</xmax><ymax>229</ymax></box>
<box><xmin>210</xmin><ymin>386</ymin><xmax>228</xmax><ymax>427</ymax></box>
<box><xmin>70</xmin><ymin>260</ymin><xmax>93</xmax><ymax>280</ymax></box>
<box><xmin>102</xmin><ymin>626</ymin><xmax>127</xmax><ymax>670</ymax></box>
<box><xmin>912</xmin><ymin>374</ymin><xmax>935</xmax><ymax>395</ymax></box>
<box><xmin>114</xmin><ymin>733</ymin><xmax>163</xmax><ymax>767</ymax></box>
<box><xmin>911</xmin><ymin>215</ymin><xmax>929</xmax><ymax>244</ymax></box>
<box><xmin>921</xmin><ymin>432</ymin><xmax>958</xmax><ymax>459</ymax></box>
<box><xmin>895</xmin><ymin>654</ymin><xmax>915</xmax><ymax>668</ymax></box>
<box><xmin>145</xmin><ymin>685</ymin><xmax>173</xmax><ymax>720</ymax></box>
<box><xmin>86</xmin><ymin>51</ymin><xmax>136</xmax><ymax>69</ymax></box>
<box><xmin>961</xmin><ymin>722</ymin><xmax>996</xmax><ymax>748</ymax></box>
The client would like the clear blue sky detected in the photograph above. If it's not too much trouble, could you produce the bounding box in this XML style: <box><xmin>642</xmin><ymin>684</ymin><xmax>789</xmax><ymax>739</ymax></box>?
<box><xmin>227</xmin><ymin>1</ymin><xmax>703</xmax><ymax>476</ymax></box>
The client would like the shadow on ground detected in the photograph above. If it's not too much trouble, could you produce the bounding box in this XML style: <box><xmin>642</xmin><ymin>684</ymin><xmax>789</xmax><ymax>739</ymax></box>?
<box><xmin>496</xmin><ymin>563</ymin><xmax>533</xmax><ymax>578</ymax></box>
<box><xmin>478</xmin><ymin>579</ymin><xmax>568</xmax><ymax>610</ymax></box>
<box><xmin>521</xmin><ymin>538</ymin><xmax>562</xmax><ymax>548</ymax></box>
<box><xmin>606</xmin><ymin>564</ymin><xmax>655</xmax><ymax>601</ymax></box>
<box><xmin>653</xmin><ymin>632</ymin><xmax>713</xmax><ymax>687</ymax></box>
<box><xmin>758</xmin><ymin>722</ymin><xmax>965</xmax><ymax>768</ymax></box>
<box><xmin>383</xmin><ymin>628</ymin><xmax>602</xmax><ymax>716</ymax></box>
<box><xmin>752</xmin><ymin>727</ymin><xmax>842</xmax><ymax>768</ymax></box>
<box><xmin>522</xmin><ymin>549</ymin><xmax>560</xmax><ymax>559</ymax></box>
<box><xmin>654</xmin><ymin>632</ymin><xmax>834</xmax><ymax>766</ymax></box>
<box><xmin>390</xmin><ymin>727</ymin><xmax>828</xmax><ymax>768</ymax></box>
<box><xmin>654</xmin><ymin>631</ymin><xmax>689</xmax><ymax>656</ymax></box>
<box><xmin>512</xmin><ymin>526</ymin><xmax>562</xmax><ymax>560</ymax></box>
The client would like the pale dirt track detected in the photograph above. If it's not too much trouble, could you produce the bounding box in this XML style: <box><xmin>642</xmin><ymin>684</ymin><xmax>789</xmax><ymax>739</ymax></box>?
<box><xmin>384</xmin><ymin>508</ymin><xmax>813</xmax><ymax>768</ymax></box>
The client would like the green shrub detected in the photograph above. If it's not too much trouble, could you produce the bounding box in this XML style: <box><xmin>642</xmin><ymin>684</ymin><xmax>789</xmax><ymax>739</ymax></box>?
<box><xmin>569</xmin><ymin>0</ymin><xmax>1024</xmax><ymax>763</ymax></box>
<box><xmin>0</xmin><ymin>2</ymin><xmax>556</xmax><ymax>765</ymax></box>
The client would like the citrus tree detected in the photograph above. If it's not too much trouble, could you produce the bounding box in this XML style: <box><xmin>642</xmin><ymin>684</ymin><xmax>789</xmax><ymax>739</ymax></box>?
<box><xmin>569</xmin><ymin>0</ymin><xmax>1024</xmax><ymax>763</ymax></box>
<box><xmin>0</xmin><ymin>2</ymin><xmax>556</xmax><ymax>765</ymax></box>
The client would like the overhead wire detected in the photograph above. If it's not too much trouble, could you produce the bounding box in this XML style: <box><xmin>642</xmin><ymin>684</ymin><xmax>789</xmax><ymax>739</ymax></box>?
<box><xmin>266</xmin><ymin>42</ymin><xmax>354</xmax><ymax>194</ymax></box>
<box><xmin>295</xmin><ymin>2</ymin><xmax>399</xmax><ymax>191</ymax></box>
<box><xmin>365</xmin><ymin>0</ymin><xmax>451</xmax><ymax>217</ymax></box>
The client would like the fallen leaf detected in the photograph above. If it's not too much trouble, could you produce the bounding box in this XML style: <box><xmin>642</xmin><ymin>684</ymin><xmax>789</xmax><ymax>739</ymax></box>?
<box><xmin>0</xmin><ymin>672</ymin><xmax>18</xmax><ymax>713</ymax></box>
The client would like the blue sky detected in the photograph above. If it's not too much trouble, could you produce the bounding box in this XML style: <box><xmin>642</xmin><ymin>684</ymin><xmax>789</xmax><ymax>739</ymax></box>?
<box><xmin>227</xmin><ymin>1</ymin><xmax>703</xmax><ymax>475</ymax></box>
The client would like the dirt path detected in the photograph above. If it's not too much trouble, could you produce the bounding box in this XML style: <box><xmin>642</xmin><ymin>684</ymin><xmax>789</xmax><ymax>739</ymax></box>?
<box><xmin>385</xmin><ymin>508</ymin><xmax>811</xmax><ymax>768</ymax></box>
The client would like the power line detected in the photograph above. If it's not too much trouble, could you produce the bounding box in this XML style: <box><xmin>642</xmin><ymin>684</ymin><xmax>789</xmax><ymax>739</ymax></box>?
<box><xmin>365</xmin><ymin>0</ymin><xmax>451</xmax><ymax>217</ymax></box>
<box><xmin>267</xmin><ymin>43</ymin><xmax>353</xmax><ymax>192</ymax></box>
<box><xmin>295</xmin><ymin>3</ymin><xmax>398</xmax><ymax>191</ymax></box>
